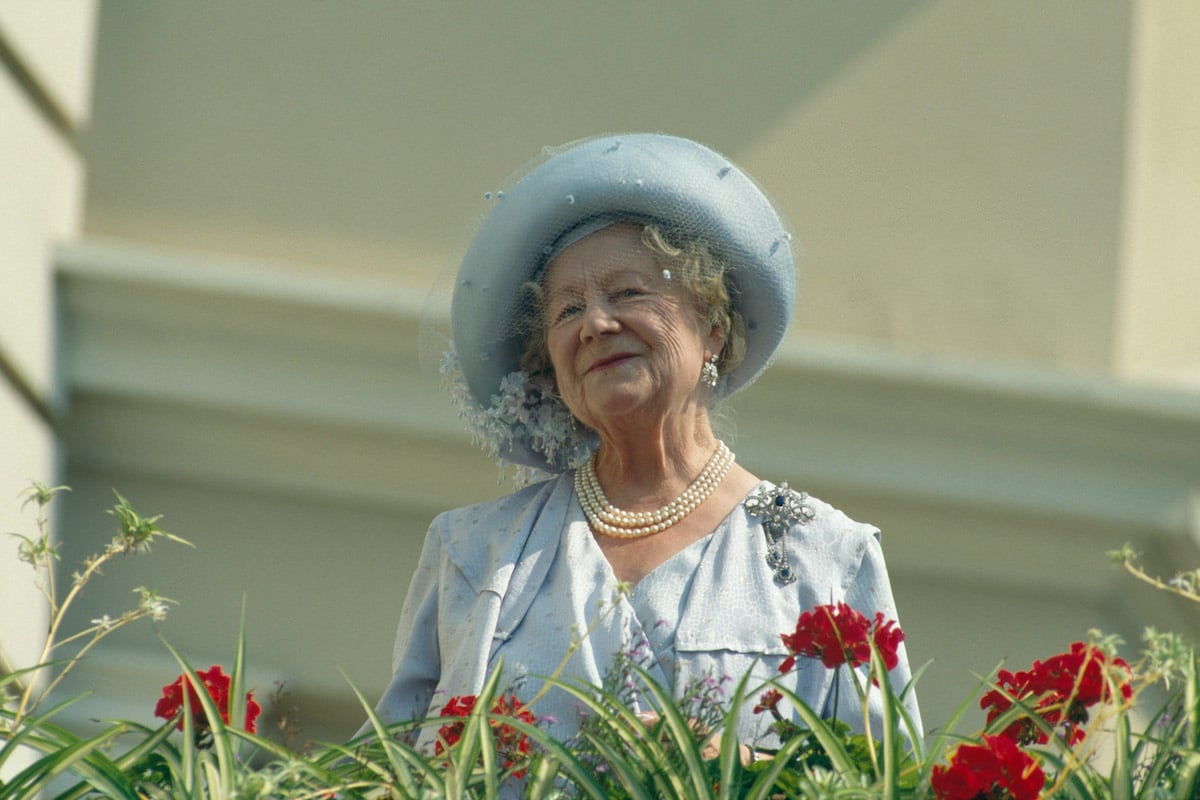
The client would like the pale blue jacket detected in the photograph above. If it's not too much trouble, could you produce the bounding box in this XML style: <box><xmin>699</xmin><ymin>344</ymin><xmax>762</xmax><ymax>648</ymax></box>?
<box><xmin>372</xmin><ymin>473</ymin><xmax>923</xmax><ymax>746</ymax></box>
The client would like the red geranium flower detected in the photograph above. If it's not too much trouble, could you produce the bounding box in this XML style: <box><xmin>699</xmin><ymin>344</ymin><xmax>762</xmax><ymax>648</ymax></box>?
<box><xmin>979</xmin><ymin>667</ymin><xmax>1046</xmax><ymax>745</ymax></box>
<box><xmin>154</xmin><ymin>665</ymin><xmax>261</xmax><ymax>735</ymax></box>
<box><xmin>931</xmin><ymin>734</ymin><xmax>1046</xmax><ymax>800</ymax></box>
<box><xmin>752</xmin><ymin>689</ymin><xmax>783</xmax><ymax>716</ymax></box>
<box><xmin>435</xmin><ymin>694</ymin><xmax>537</xmax><ymax>778</ymax></box>
<box><xmin>779</xmin><ymin>602</ymin><xmax>904</xmax><ymax>675</ymax></box>
<box><xmin>1037</xmin><ymin>642</ymin><xmax>1133</xmax><ymax>707</ymax></box>
<box><xmin>980</xmin><ymin>642</ymin><xmax>1133</xmax><ymax>746</ymax></box>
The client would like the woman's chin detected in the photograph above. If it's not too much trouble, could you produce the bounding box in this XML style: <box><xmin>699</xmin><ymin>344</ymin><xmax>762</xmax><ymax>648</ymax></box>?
<box><xmin>579</xmin><ymin>392</ymin><xmax>668</xmax><ymax>431</ymax></box>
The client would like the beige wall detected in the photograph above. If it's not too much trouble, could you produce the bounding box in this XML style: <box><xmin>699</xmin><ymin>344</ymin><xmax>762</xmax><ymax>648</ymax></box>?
<box><xmin>0</xmin><ymin>7</ymin><xmax>95</xmax><ymax>789</ymax></box>
<box><xmin>744</xmin><ymin>0</ymin><xmax>1132</xmax><ymax>373</ymax></box>
<box><xmin>1114</xmin><ymin>1</ymin><xmax>1200</xmax><ymax>387</ymax></box>
<box><xmin>76</xmin><ymin>0</ymin><xmax>1200</xmax><ymax>387</ymax></box>
<box><xmin>0</xmin><ymin>0</ymin><xmax>95</xmax><ymax>678</ymax></box>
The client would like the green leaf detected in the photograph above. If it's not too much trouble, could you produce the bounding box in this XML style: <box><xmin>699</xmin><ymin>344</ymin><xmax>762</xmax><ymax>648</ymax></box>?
<box><xmin>18</xmin><ymin>482</ymin><xmax>70</xmax><ymax>509</ymax></box>
<box><xmin>1184</xmin><ymin>646</ymin><xmax>1199</xmax><ymax>751</ymax></box>
<box><xmin>160</xmin><ymin>639</ymin><xmax>236</xmax><ymax>795</ymax></box>
<box><xmin>741</xmin><ymin>729</ymin><xmax>813</xmax><ymax>800</ymax></box>
<box><xmin>716</xmin><ymin>668</ymin><xmax>757</xmax><ymax>800</ymax></box>
<box><xmin>342</xmin><ymin>674</ymin><xmax>443</xmax><ymax>795</ymax></box>
<box><xmin>0</xmin><ymin>725</ymin><xmax>133</xmax><ymax>800</ymax></box>
<box><xmin>897</xmin><ymin>658</ymin><xmax>931</xmax><ymax>764</ymax></box>
<box><xmin>228</xmin><ymin>598</ymin><xmax>249</xmax><ymax>744</ymax></box>
<box><xmin>773</xmin><ymin>682</ymin><xmax>859</xmax><ymax>778</ymax></box>
<box><xmin>0</xmin><ymin>691</ymin><xmax>91</xmax><ymax>774</ymax></box>
<box><xmin>579</xmin><ymin>728</ymin><xmax>656</xmax><ymax>800</ymax></box>
<box><xmin>1170</xmin><ymin>752</ymin><xmax>1200</xmax><ymax>800</ymax></box>
<box><xmin>1110</xmin><ymin>700</ymin><xmax>1133</xmax><ymax>800</ymax></box>
<box><xmin>43</xmin><ymin>718</ymin><xmax>175</xmax><ymax>800</ymax></box>
<box><xmin>549</xmin><ymin>674</ymin><xmax>686</xmax><ymax>798</ymax></box>
<box><xmin>874</xmin><ymin>647</ymin><xmax>901</xmax><ymax>800</ymax></box>
<box><xmin>498</xmin><ymin>713</ymin><xmax>611</xmax><ymax>799</ymax></box>
<box><xmin>629</xmin><ymin>662</ymin><xmax>713</xmax><ymax>799</ymax></box>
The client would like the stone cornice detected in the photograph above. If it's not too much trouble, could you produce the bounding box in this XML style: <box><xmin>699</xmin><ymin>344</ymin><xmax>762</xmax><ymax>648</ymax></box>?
<box><xmin>57</xmin><ymin>238</ymin><xmax>1200</xmax><ymax>538</ymax></box>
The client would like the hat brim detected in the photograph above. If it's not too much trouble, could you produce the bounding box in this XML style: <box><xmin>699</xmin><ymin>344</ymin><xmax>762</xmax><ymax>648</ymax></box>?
<box><xmin>452</xmin><ymin>133</ymin><xmax>797</xmax><ymax>470</ymax></box>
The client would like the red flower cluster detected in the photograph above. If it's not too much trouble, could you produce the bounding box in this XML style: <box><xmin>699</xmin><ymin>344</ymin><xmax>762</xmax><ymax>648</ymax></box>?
<box><xmin>980</xmin><ymin>642</ymin><xmax>1133</xmax><ymax>746</ymax></box>
<box><xmin>154</xmin><ymin>665</ymin><xmax>262</xmax><ymax>734</ymax></box>
<box><xmin>435</xmin><ymin>694</ymin><xmax>537</xmax><ymax>778</ymax></box>
<box><xmin>931</xmin><ymin>734</ymin><xmax>1046</xmax><ymax>800</ymax></box>
<box><xmin>752</xmin><ymin>689</ymin><xmax>783</xmax><ymax>716</ymax></box>
<box><xmin>779</xmin><ymin>602</ymin><xmax>904</xmax><ymax>675</ymax></box>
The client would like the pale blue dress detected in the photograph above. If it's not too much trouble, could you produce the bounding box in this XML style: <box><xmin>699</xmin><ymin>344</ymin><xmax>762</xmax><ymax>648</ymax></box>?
<box><xmin>371</xmin><ymin>472</ymin><xmax>922</xmax><ymax>748</ymax></box>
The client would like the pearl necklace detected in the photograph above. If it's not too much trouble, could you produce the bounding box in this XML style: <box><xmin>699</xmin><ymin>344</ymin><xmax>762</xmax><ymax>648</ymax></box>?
<box><xmin>575</xmin><ymin>441</ymin><xmax>734</xmax><ymax>539</ymax></box>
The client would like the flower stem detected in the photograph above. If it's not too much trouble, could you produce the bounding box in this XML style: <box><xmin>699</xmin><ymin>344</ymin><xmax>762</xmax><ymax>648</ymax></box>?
<box><xmin>1116</xmin><ymin>555</ymin><xmax>1200</xmax><ymax>605</ymax></box>
<box><xmin>12</xmin><ymin>538</ymin><xmax>116</xmax><ymax>727</ymax></box>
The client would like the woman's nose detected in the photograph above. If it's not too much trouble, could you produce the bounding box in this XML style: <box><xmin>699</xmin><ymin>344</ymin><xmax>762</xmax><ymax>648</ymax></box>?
<box><xmin>580</xmin><ymin>300</ymin><xmax>620</xmax><ymax>341</ymax></box>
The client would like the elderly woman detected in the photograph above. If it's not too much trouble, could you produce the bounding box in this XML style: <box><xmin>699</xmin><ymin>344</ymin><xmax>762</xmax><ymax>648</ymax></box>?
<box><xmin>372</xmin><ymin>133</ymin><xmax>921</xmax><ymax>756</ymax></box>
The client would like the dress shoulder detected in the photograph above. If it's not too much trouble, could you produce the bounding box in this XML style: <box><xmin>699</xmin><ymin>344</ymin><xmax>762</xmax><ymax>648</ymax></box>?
<box><xmin>431</xmin><ymin>473</ymin><xmax>573</xmax><ymax>595</ymax></box>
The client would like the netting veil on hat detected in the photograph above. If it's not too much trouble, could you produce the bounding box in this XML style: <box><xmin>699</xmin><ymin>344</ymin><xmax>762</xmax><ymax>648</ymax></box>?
<box><xmin>425</xmin><ymin>132</ymin><xmax>798</xmax><ymax>476</ymax></box>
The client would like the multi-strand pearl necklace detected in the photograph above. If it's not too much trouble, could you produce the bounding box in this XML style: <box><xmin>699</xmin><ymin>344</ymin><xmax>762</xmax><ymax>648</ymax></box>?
<box><xmin>575</xmin><ymin>441</ymin><xmax>734</xmax><ymax>539</ymax></box>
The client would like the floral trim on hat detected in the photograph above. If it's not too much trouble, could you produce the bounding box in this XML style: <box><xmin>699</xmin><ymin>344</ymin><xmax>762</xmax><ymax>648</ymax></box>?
<box><xmin>440</xmin><ymin>348</ymin><xmax>597</xmax><ymax>485</ymax></box>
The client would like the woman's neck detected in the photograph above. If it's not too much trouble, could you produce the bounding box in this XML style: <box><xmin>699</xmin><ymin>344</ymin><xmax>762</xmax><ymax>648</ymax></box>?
<box><xmin>589</xmin><ymin>415</ymin><xmax>719</xmax><ymax>511</ymax></box>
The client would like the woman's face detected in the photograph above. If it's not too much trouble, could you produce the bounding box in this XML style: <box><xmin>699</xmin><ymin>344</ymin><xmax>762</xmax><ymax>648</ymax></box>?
<box><xmin>542</xmin><ymin>223</ymin><xmax>720</xmax><ymax>433</ymax></box>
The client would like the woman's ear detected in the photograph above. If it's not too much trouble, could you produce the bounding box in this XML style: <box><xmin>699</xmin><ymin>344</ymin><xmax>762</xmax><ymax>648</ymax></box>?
<box><xmin>708</xmin><ymin>324</ymin><xmax>726</xmax><ymax>357</ymax></box>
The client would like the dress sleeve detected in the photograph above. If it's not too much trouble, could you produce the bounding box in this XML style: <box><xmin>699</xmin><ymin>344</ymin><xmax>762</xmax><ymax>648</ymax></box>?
<box><xmin>367</xmin><ymin>518</ymin><xmax>445</xmax><ymax>731</ymax></box>
<box><xmin>829</xmin><ymin>531</ymin><xmax>924</xmax><ymax>742</ymax></box>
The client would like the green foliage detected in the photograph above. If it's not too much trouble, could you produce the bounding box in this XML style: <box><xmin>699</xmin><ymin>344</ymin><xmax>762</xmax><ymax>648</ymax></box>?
<box><xmin>2</xmin><ymin>489</ymin><xmax>1199</xmax><ymax>799</ymax></box>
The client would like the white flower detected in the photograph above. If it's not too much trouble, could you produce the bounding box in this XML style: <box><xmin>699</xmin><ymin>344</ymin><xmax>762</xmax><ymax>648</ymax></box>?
<box><xmin>91</xmin><ymin>614</ymin><xmax>114</xmax><ymax>631</ymax></box>
<box><xmin>441</xmin><ymin>348</ymin><xmax>596</xmax><ymax>484</ymax></box>
<box><xmin>134</xmin><ymin>587</ymin><xmax>174</xmax><ymax>621</ymax></box>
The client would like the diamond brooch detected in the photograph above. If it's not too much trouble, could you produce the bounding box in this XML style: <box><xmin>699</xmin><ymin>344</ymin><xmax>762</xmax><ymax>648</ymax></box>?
<box><xmin>743</xmin><ymin>482</ymin><xmax>815</xmax><ymax>586</ymax></box>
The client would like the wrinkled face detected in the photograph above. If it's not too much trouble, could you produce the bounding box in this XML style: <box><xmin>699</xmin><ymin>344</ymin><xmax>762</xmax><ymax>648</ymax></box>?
<box><xmin>542</xmin><ymin>223</ymin><xmax>721</xmax><ymax>432</ymax></box>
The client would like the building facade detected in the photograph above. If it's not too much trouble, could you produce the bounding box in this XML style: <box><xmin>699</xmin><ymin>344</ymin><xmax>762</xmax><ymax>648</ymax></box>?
<box><xmin>3</xmin><ymin>1</ymin><xmax>1198</xmax><ymax>745</ymax></box>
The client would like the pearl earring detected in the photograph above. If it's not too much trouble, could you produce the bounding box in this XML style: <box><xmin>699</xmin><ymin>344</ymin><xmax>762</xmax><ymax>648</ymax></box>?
<box><xmin>700</xmin><ymin>353</ymin><xmax>719</xmax><ymax>388</ymax></box>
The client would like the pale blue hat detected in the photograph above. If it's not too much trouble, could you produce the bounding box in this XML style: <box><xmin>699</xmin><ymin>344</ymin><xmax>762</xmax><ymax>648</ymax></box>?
<box><xmin>450</xmin><ymin>132</ymin><xmax>798</xmax><ymax>471</ymax></box>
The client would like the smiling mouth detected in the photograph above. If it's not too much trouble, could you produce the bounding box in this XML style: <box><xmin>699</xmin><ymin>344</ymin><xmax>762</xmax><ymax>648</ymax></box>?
<box><xmin>588</xmin><ymin>353</ymin><xmax>638</xmax><ymax>373</ymax></box>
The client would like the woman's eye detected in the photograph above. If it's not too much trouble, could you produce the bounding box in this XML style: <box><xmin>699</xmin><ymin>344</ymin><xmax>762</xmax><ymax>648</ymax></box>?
<box><xmin>552</xmin><ymin>304</ymin><xmax>581</xmax><ymax>322</ymax></box>
<box><xmin>613</xmin><ymin>287</ymin><xmax>645</xmax><ymax>300</ymax></box>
